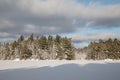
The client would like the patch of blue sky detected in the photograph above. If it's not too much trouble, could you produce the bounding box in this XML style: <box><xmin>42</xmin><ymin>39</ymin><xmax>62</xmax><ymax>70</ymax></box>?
<box><xmin>76</xmin><ymin>0</ymin><xmax>120</xmax><ymax>5</ymax></box>
<box><xmin>71</xmin><ymin>27</ymin><xmax>120</xmax><ymax>36</ymax></box>
<box><xmin>74</xmin><ymin>41</ymin><xmax>89</xmax><ymax>48</ymax></box>
<box><xmin>60</xmin><ymin>21</ymin><xmax>120</xmax><ymax>37</ymax></box>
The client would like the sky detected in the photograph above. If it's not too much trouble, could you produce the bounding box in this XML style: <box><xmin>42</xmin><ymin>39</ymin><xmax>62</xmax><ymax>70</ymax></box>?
<box><xmin>0</xmin><ymin>0</ymin><xmax>120</xmax><ymax>48</ymax></box>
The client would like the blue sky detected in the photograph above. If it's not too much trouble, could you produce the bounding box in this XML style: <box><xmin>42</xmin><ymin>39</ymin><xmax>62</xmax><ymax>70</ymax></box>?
<box><xmin>76</xmin><ymin>0</ymin><xmax>120</xmax><ymax>5</ymax></box>
<box><xmin>0</xmin><ymin>0</ymin><xmax>120</xmax><ymax>48</ymax></box>
<box><xmin>69</xmin><ymin>27</ymin><xmax>120</xmax><ymax>48</ymax></box>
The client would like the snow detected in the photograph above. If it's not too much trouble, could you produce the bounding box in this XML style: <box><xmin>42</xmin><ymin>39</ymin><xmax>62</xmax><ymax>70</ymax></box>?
<box><xmin>0</xmin><ymin>60</ymin><xmax>120</xmax><ymax>80</ymax></box>
<box><xmin>14</xmin><ymin>58</ymin><xmax>20</xmax><ymax>61</ymax></box>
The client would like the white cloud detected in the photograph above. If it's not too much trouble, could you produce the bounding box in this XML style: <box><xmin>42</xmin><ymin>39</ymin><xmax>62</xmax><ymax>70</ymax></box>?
<box><xmin>0</xmin><ymin>0</ymin><xmax>120</xmax><ymax>44</ymax></box>
<box><xmin>0</xmin><ymin>32</ymin><xmax>11</xmax><ymax>38</ymax></box>
<box><xmin>24</xmin><ymin>24</ymin><xmax>37</xmax><ymax>33</ymax></box>
<box><xmin>16</xmin><ymin>0</ymin><xmax>120</xmax><ymax>19</ymax></box>
<box><xmin>0</xmin><ymin>20</ymin><xmax>14</xmax><ymax>29</ymax></box>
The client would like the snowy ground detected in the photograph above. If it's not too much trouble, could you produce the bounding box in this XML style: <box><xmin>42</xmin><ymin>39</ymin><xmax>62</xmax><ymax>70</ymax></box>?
<box><xmin>0</xmin><ymin>60</ymin><xmax>120</xmax><ymax>80</ymax></box>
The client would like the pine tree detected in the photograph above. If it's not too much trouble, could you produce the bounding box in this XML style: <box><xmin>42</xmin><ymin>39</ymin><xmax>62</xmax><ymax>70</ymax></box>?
<box><xmin>28</xmin><ymin>33</ymin><xmax>34</xmax><ymax>43</ymax></box>
<box><xmin>55</xmin><ymin>43</ymin><xmax>64</xmax><ymax>60</ymax></box>
<box><xmin>4</xmin><ymin>44</ymin><xmax>10</xmax><ymax>60</ymax></box>
<box><xmin>55</xmin><ymin>35</ymin><xmax>61</xmax><ymax>44</ymax></box>
<box><xmin>20</xmin><ymin>43</ymin><xmax>32</xmax><ymax>60</ymax></box>
<box><xmin>11</xmin><ymin>41</ymin><xmax>18</xmax><ymax>50</ymax></box>
<box><xmin>40</xmin><ymin>35</ymin><xmax>48</xmax><ymax>50</ymax></box>
<box><xmin>62</xmin><ymin>37</ymin><xmax>75</xmax><ymax>60</ymax></box>
<box><xmin>54</xmin><ymin>35</ymin><xmax>63</xmax><ymax>59</ymax></box>
<box><xmin>48</xmin><ymin>35</ymin><xmax>54</xmax><ymax>59</ymax></box>
<box><xmin>18</xmin><ymin>35</ymin><xmax>24</xmax><ymax>43</ymax></box>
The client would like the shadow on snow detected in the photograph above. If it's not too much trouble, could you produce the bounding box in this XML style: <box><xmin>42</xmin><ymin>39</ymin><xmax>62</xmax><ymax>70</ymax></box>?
<box><xmin>0</xmin><ymin>63</ymin><xmax>120</xmax><ymax>80</ymax></box>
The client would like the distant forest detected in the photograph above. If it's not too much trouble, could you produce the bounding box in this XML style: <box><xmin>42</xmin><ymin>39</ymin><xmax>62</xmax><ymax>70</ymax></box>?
<box><xmin>86</xmin><ymin>38</ymin><xmax>120</xmax><ymax>60</ymax></box>
<box><xmin>0</xmin><ymin>34</ymin><xmax>75</xmax><ymax>60</ymax></box>
<box><xmin>0</xmin><ymin>34</ymin><xmax>120</xmax><ymax>60</ymax></box>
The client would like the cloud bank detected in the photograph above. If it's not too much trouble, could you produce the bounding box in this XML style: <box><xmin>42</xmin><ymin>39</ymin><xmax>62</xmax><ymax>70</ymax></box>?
<box><xmin>0</xmin><ymin>0</ymin><xmax>120</xmax><ymax>45</ymax></box>
<box><xmin>71</xmin><ymin>33</ymin><xmax>120</xmax><ymax>43</ymax></box>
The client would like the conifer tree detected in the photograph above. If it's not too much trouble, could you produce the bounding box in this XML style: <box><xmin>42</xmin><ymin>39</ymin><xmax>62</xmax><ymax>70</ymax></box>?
<box><xmin>11</xmin><ymin>41</ymin><xmax>18</xmax><ymax>50</ymax></box>
<box><xmin>62</xmin><ymin>37</ymin><xmax>75</xmax><ymax>60</ymax></box>
<box><xmin>28</xmin><ymin>33</ymin><xmax>34</xmax><ymax>43</ymax></box>
<box><xmin>20</xmin><ymin>43</ymin><xmax>32</xmax><ymax>59</ymax></box>
<box><xmin>18</xmin><ymin>35</ymin><xmax>24</xmax><ymax>43</ymax></box>
<box><xmin>40</xmin><ymin>35</ymin><xmax>48</xmax><ymax>50</ymax></box>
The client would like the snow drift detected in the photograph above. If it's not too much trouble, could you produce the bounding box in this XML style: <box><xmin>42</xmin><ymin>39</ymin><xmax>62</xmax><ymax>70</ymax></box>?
<box><xmin>0</xmin><ymin>60</ymin><xmax>120</xmax><ymax>80</ymax></box>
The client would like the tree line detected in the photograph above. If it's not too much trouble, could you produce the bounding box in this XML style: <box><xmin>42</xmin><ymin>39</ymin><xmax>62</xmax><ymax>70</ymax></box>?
<box><xmin>0</xmin><ymin>34</ymin><xmax>120</xmax><ymax>60</ymax></box>
<box><xmin>0</xmin><ymin>34</ymin><xmax>75</xmax><ymax>60</ymax></box>
<box><xmin>85</xmin><ymin>38</ymin><xmax>120</xmax><ymax>60</ymax></box>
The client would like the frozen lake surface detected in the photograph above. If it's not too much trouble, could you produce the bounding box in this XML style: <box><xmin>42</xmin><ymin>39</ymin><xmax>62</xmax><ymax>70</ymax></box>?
<box><xmin>0</xmin><ymin>60</ymin><xmax>120</xmax><ymax>80</ymax></box>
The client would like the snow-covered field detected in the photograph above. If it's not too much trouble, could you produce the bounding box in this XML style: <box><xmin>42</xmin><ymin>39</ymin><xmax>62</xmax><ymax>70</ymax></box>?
<box><xmin>0</xmin><ymin>60</ymin><xmax>120</xmax><ymax>80</ymax></box>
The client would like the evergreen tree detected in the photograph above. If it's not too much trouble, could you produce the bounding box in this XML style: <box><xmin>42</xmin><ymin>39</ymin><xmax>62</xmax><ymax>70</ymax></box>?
<box><xmin>56</xmin><ymin>43</ymin><xmax>64</xmax><ymax>60</ymax></box>
<box><xmin>55</xmin><ymin>35</ymin><xmax>61</xmax><ymax>44</ymax></box>
<box><xmin>20</xmin><ymin>43</ymin><xmax>32</xmax><ymax>60</ymax></box>
<box><xmin>28</xmin><ymin>33</ymin><xmax>34</xmax><ymax>42</ymax></box>
<box><xmin>40</xmin><ymin>35</ymin><xmax>48</xmax><ymax>50</ymax></box>
<box><xmin>18</xmin><ymin>35</ymin><xmax>24</xmax><ymax>43</ymax></box>
<box><xmin>11</xmin><ymin>41</ymin><xmax>18</xmax><ymax>50</ymax></box>
<box><xmin>86</xmin><ymin>38</ymin><xmax>120</xmax><ymax>60</ymax></box>
<box><xmin>62</xmin><ymin>37</ymin><xmax>75</xmax><ymax>60</ymax></box>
